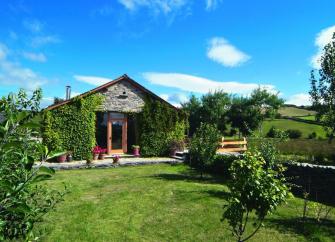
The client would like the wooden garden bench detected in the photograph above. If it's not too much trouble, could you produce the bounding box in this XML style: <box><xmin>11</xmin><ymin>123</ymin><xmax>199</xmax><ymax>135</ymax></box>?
<box><xmin>218</xmin><ymin>137</ymin><xmax>247</xmax><ymax>153</ymax></box>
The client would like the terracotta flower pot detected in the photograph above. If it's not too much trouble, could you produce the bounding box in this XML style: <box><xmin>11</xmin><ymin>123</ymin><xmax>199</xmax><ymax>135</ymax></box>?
<box><xmin>93</xmin><ymin>153</ymin><xmax>99</xmax><ymax>160</ymax></box>
<box><xmin>57</xmin><ymin>154</ymin><xmax>67</xmax><ymax>163</ymax></box>
<box><xmin>99</xmin><ymin>153</ymin><xmax>106</xmax><ymax>160</ymax></box>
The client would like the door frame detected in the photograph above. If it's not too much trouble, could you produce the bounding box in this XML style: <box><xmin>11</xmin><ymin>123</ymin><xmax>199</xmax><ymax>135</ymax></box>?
<box><xmin>107</xmin><ymin>112</ymin><xmax>127</xmax><ymax>155</ymax></box>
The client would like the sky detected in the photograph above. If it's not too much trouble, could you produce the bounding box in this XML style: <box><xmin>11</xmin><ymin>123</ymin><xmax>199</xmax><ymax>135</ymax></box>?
<box><xmin>0</xmin><ymin>0</ymin><xmax>335</xmax><ymax>107</ymax></box>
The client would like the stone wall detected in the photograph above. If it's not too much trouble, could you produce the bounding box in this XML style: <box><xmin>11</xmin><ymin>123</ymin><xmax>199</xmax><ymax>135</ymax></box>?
<box><xmin>99</xmin><ymin>80</ymin><xmax>146</xmax><ymax>113</ymax></box>
<box><xmin>284</xmin><ymin>162</ymin><xmax>335</xmax><ymax>206</ymax></box>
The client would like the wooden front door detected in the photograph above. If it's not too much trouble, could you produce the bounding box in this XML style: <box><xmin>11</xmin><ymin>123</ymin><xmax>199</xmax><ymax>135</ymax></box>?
<box><xmin>107</xmin><ymin>112</ymin><xmax>127</xmax><ymax>154</ymax></box>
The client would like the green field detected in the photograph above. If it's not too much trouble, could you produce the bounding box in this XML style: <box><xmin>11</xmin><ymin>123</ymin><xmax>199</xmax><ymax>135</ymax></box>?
<box><xmin>262</xmin><ymin>119</ymin><xmax>326</xmax><ymax>139</ymax></box>
<box><xmin>297</xmin><ymin>115</ymin><xmax>316</xmax><ymax>121</ymax></box>
<box><xmin>35</xmin><ymin>164</ymin><xmax>335</xmax><ymax>242</ymax></box>
<box><xmin>278</xmin><ymin>106</ymin><xmax>316</xmax><ymax>117</ymax></box>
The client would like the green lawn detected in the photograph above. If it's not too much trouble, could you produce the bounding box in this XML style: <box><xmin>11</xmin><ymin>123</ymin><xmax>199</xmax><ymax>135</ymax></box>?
<box><xmin>262</xmin><ymin>119</ymin><xmax>326</xmax><ymax>138</ymax></box>
<box><xmin>35</xmin><ymin>164</ymin><xmax>335</xmax><ymax>242</ymax></box>
<box><xmin>278</xmin><ymin>107</ymin><xmax>316</xmax><ymax>117</ymax></box>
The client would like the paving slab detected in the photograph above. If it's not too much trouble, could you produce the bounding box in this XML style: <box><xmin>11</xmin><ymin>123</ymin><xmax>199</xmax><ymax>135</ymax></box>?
<box><xmin>37</xmin><ymin>157</ymin><xmax>183</xmax><ymax>170</ymax></box>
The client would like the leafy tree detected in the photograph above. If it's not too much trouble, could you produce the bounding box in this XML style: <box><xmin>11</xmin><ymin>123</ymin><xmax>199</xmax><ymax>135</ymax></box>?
<box><xmin>200</xmin><ymin>91</ymin><xmax>231</xmax><ymax>132</ymax></box>
<box><xmin>0</xmin><ymin>89</ymin><xmax>65</xmax><ymax>240</ymax></box>
<box><xmin>249</xmin><ymin>88</ymin><xmax>284</xmax><ymax>119</ymax></box>
<box><xmin>228</xmin><ymin>89</ymin><xmax>283</xmax><ymax>136</ymax></box>
<box><xmin>222</xmin><ymin>151</ymin><xmax>290</xmax><ymax>242</ymax></box>
<box><xmin>228</xmin><ymin>97</ymin><xmax>263</xmax><ymax>136</ymax></box>
<box><xmin>182</xmin><ymin>91</ymin><xmax>231</xmax><ymax>135</ymax></box>
<box><xmin>189</xmin><ymin>123</ymin><xmax>220</xmax><ymax>177</ymax></box>
<box><xmin>181</xmin><ymin>94</ymin><xmax>202</xmax><ymax>136</ymax></box>
<box><xmin>310</xmin><ymin>33</ymin><xmax>335</xmax><ymax>141</ymax></box>
<box><xmin>53</xmin><ymin>97</ymin><xmax>65</xmax><ymax>104</ymax></box>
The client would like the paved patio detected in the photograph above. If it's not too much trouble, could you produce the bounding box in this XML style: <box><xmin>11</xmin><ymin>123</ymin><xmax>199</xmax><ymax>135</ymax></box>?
<box><xmin>39</xmin><ymin>157</ymin><xmax>183</xmax><ymax>170</ymax></box>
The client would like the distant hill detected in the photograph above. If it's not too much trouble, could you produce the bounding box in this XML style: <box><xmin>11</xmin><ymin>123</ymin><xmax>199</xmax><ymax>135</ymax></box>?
<box><xmin>262</xmin><ymin>119</ymin><xmax>326</xmax><ymax>139</ymax></box>
<box><xmin>261</xmin><ymin>105</ymin><xmax>325</xmax><ymax>139</ymax></box>
<box><xmin>278</xmin><ymin>106</ymin><xmax>316</xmax><ymax>117</ymax></box>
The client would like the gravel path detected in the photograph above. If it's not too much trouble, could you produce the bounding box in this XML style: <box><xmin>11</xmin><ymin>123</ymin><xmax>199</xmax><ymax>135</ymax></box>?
<box><xmin>38</xmin><ymin>157</ymin><xmax>183</xmax><ymax>170</ymax></box>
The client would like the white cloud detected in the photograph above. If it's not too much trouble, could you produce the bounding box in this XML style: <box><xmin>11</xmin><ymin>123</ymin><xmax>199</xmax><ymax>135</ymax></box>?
<box><xmin>160</xmin><ymin>93</ymin><xmax>188</xmax><ymax>104</ymax></box>
<box><xmin>143</xmin><ymin>72</ymin><xmax>275</xmax><ymax>95</ymax></box>
<box><xmin>23</xmin><ymin>19</ymin><xmax>44</xmax><ymax>33</ymax></box>
<box><xmin>207</xmin><ymin>37</ymin><xmax>251</xmax><ymax>67</ymax></box>
<box><xmin>22</xmin><ymin>52</ymin><xmax>47</xmax><ymax>62</ymax></box>
<box><xmin>40</xmin><ymin>97</ymin><xmax>54</xmax><ymax>108</ymax></box>
<box><xmin>118</xmin><ymin>0</ymin><xmax>221</xmax><ymax>14</ymax></box>
<box><xmin>71</xmin><ymin>91</ymin><xmax>81</xmax><ymax>98</ymax></box>
<box><xmin>286</xmin><ymin>93</ymin><xmax>311</xmax><ymax>106</ymax></box>
<box><xmin>206</xmin><ymin>0</ymin><xmax>222</xmax><ymax>11</ymax></box>
<box><xmin>159</xmin><ymin>94</ymin><xmax>169</xmax><ymax>100</ymax></box>
<box><xmin>311</xmin><ymin>25</ymin><xmax>335</xmax><ymax>69</ymax></box>
<box><xmin>118</xmin><ymin>0</ymin><xmax>189</xmax><ymax>14</ymax></box>
<box><xmin>74</xmin><ymin>75</ymin><xmax>114</xmax><ymax>86</ymax></box>
<box><xmin>31</xmin><ymin>35</ymin><xmax>60</xmax><ymax>47</ymax></box>
<box><xmin>0</xmin><ymin>43</ymin><xmax>47</xmax><ymax>90</ymax></box>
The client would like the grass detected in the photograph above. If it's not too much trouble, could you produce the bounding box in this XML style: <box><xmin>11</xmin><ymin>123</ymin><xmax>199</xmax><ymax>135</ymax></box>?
<box><xmin>35</xmin><ymin>164</ymin><xmax>335</xmax><ymax>242</ymax></box>
<box><xmin>297</xmin><ymin>115</ymin><xmax>316</xmax><ymax>121</ymax></box>
<box><xmin>278</xmin><ymin>107</ymin><xmax>316</xmax><ymax>117</ymax></box>
<box><xmin>262</xmin><ymin>119</ymin><xmax>326</xmax><ymax>139</ymax></box>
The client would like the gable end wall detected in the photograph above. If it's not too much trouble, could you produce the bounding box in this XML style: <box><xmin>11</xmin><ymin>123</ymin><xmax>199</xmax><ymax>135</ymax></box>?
<box><xmin>98</xmin><ymin>80</ymin><xmax>146</xmax><ymax>113</ymax></box>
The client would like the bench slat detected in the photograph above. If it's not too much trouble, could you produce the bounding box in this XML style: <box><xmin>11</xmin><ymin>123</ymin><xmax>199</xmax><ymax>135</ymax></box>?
<box><xmin>218</xmin><ymin>147</ymin><xmax>247</xmax><ymax>153</ymax></box>
<box><xmin>219</xmin><ymin>141</ymin><xmax>247</xmax><ymax>145</ymax></box>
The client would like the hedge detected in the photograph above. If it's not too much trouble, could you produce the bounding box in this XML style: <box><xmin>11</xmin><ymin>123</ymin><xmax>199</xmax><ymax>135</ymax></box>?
<box><xmin>43</xmin><ymin>94</ymin><xmax>103</xmax><ymax>160</ymax></box>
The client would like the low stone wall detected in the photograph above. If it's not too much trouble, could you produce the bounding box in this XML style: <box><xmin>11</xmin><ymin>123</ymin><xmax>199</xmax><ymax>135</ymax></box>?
<box><xmin>284</xmin><ymin>162</ymin><xmax>335</xmax><ymax>206</ymax></box>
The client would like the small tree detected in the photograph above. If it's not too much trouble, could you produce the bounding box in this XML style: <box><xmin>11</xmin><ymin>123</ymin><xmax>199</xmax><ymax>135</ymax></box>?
<box><xmin>222</xmin><ymin>151</ymin><xmax>289</xmax><ymax>242</ymax></box>
<box><xmin>310</xmin><ymin>33</ymin><xmax>335</xmax><ymax>141</ymax></box>
<box><xmin>189</xmin><ymin>123</ymin><xmax>220</xmax><ymax>177</ymax></box>
<box><xmin>0</xmin><ymin>89</ymin><xmax>65</xmax><ymax>240</ymax></box>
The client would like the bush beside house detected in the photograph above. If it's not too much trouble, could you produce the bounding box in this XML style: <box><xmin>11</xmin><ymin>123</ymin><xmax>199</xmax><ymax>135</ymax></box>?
<box><xmin>43</xmin><ymin>94</ymin><xmax>104</xmax><ymax>160</ymax></box>
<box><xmin>136</xmin><ymin>97</ymin><xmax>187</xmax><ymax>157</ymax></box>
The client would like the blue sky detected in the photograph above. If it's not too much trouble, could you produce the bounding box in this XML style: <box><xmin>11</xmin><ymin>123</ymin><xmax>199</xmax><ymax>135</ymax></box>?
<box><xmin>0</xmin><ymin>0</ymin><xmax>335</xmax><ymax>107</ymax></box>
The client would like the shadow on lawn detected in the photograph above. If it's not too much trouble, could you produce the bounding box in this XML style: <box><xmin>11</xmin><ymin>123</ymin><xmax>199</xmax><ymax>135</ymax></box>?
<box><xmin>152</xmin><ymin>172</ymin><xmax>227</xmax><ymax>185</ymax></box>
<box><xmin>266</xmin><ymin>217</ymin><xmax>335</xmax><ymax>240</ymax></box>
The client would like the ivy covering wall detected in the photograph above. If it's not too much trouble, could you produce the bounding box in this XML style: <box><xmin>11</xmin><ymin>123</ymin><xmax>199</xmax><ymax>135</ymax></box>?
<box><xmin>136</xmin><ymin>97</ymin><xmax>188</xmax><ymax>157</ymax></box>
<box><xmin>43</xmin><ymin>94</ymin><xmax>103</xmax><ymax>160</ymax></box>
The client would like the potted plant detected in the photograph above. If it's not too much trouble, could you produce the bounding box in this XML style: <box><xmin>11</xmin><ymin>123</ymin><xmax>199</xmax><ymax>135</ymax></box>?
<box><xmin>57</xmin><ymin>152</ymin><xmax>67</xmax><ymax>163</ymax></box>
<box><xmin>169</xmin><ymin>140</ymin><xmax>185</xmax><ymax>157</ymax></box>
<box><xmin>99</xmin><ymin>148</ymin><xmax>107</xmax><ymax>160</ymax></box>
<box><xmin>112</xmin><ymin>155</ymin><xmax>120</xmax><ymax>164</ymax></box>
<box><xmin>132</xmin><ymin>145</ymin><xmax>140</xmax><ymax>157</ymax></box>
<box><xmin>92</xmin><ymin>146</ymin><xmax>101</xmax><ymax>160</ymax></box>
<box><xmin>67</xmin><ymin>151</ymin><xmax>73</xmax><ymax>162</ymax></box>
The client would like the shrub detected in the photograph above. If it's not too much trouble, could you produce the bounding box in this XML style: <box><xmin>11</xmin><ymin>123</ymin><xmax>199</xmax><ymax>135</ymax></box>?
<box><xmin>222</xmin><ymin>151</ymin><xmax>290</xmax><ymax>242</ymax></box>
<box><xmin>43</xmin><ymin>94</ymin><xmax>103</xmax><ymax>160</ymax></box>
<box><xmin>286</xmin><ymin>129</ymin><xmax>302</xmax><ymax>139</ymax></box>
<box><xmin>212</xmin><ymin>154</ymin><xmax>240</xmax><ymax>177</ymax></box>
<box><xmin>189</xmin><ymin>123</ymin><xmax>220</xmax><ymax>176</ymax></box>
<box><xmin>308</xmin><ymin>132</ymin><xmax>317</xmax><ymax>139</ymax></box>
<box><xmin>266</xmin><ymin>126</ymin><xmax>277</xmax><ymax>138</ymax></box>
<box><xmin>0</xmin><ymin>89</ymin><xmax>65</xmax><ymax>240</ymax></box>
